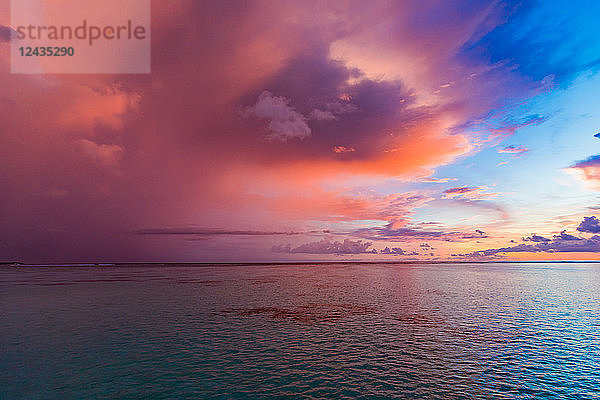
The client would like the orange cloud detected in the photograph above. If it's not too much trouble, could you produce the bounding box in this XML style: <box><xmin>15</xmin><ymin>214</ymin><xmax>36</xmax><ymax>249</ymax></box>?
<box><xmin>566</xmin><ymin>155</ymin><xmax>600</xmax><ymax>190</ymax></box>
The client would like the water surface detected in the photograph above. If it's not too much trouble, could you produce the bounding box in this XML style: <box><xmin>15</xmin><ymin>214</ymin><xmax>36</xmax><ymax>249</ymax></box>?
<box><xmin>1</xmin><ymin>263</ymin><xmax>599</xmax><ymax>398</ymax></box>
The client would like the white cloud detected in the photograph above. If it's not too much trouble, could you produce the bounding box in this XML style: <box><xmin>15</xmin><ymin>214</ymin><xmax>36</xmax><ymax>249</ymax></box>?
<box><xmin>246</xmin><ymin>91</ymin><xmax>311</xmax><ymax>142</ymax></box>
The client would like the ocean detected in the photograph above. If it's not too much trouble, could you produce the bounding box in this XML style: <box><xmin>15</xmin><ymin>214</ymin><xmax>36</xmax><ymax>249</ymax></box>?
<box><xmin>1</xmin><ymin>263</ymin><xmax>599</xmax><ymax>399</ymax></box>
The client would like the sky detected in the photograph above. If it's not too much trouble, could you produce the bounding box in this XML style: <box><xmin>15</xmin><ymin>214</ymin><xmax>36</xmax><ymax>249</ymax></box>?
<box><xmin>1</xmin><ymin>0</ymin><xmax>600</xmax><ymax>263</ymax></box>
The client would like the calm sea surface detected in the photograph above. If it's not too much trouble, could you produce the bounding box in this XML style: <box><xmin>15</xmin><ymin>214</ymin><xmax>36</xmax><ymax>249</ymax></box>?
<box><xmin>1</xmin><ymin>263</ymin><xmax>599</xmax><ymax>399</ymax></box>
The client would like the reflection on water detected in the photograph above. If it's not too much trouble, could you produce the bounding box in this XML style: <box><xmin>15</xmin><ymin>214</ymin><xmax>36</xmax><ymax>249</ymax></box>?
<box><xmin>1</xmin><ymin>263</ymin><xmax>599</xmax><ymax>399</ymax></box>
<box><xmin>222</xmin><ymin>303</ymin><xmax>378</xmax><ymax>324</ymax></box>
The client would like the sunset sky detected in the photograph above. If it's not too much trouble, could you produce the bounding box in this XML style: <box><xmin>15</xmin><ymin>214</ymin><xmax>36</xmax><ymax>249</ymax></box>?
<box><xmin>1</xmin><ymin>0</ymin><xmax>600</xmax><ymax>263</ymax></box>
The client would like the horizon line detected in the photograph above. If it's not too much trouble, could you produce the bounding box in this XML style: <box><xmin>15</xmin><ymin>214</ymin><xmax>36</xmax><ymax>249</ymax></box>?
<box><xmin>3</xmin><ymin>260</ymin><xmax>600</xmax><ymax>267</ymax></box>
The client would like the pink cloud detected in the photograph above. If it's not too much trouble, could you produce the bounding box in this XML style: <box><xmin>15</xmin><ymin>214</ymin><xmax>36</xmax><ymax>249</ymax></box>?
<box><xmin>419</xmin><ymin>177</ymin><xmax>457</xmax><ymax>183</ymax></box>
<box><xmin>78</xmin><ymin>139</ymin><xmax>124</xmax><ymax>168</ymax></box>
<box><xmin>0</xmin><ymin>1</ymin><xmax>555</xmax><ymax>262</ymax></box>
<box><xmin>442</xmin><ymin>186</ymin><xmax>496</xmax><ymax>200</ymax></box>
<box><xmin>498</xmin><ymin>145</ymin><xmax>529</xmax><ymax>155</ymax></box>
<box><xmin>333</xmin><ymin>146</ymin><xmax>355</xmax><ymax>154</ymax></box>
<box><xmin>272</xmin><ymin>238</ymin><xmax>376</xmax><ymax>255</ymax></box>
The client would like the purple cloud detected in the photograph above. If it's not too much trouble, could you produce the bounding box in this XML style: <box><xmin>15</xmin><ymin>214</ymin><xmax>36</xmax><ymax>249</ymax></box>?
<box><xmin>461</xmin><ymin>232</ymin><xmax>597</xmax><ymax>258</ymax></box>
<box><xmin>570</xmin><ymin>155</ymin><xmax>600</xmax><ymax>169</ymax></box>
<box><xmin>0</xmin><ymin>25</ymin><xmax>12</xmax><ymax>42</ymax></box>
<box><xmin>354</xmin><ymin>223</ymin><xmax>490</xmax><ymax>242</ymax></box>
<box><xmin>462</xmin><ymin>216</ymin><xmax>600</xmax><ymax>258</ymax></box>
<box><xmin>523</xmin><ymin>234</ymin><xmax>551</xmax><ymax>242</ymax></box>
<box><xmin>134</xmin><ymin>227</ymin><xmax>301</xmax><ymax>236</ymax></box>
<box><xmin>554</xmin><ymin>230</ymin><xmax>582</xmax><ymax>241</ymax></box>
<box><xmin>380</xmin><ymin>247</ymin><xmax>406</xmax><ymax>255</ymax></box>
<box><xmin>442</xmin><ymin>186</ymin><xmax>495</xmax><ymax>200</ymax></box>
<box><xmin>419</xmin><ymin>177</ymin><xmax>457</xmax><ymax>183</ymax></box>
<box><xmin>577</xmin><ymin>216</ymin><xmax>600</xmax><ymax>233</ymax></box>
<box><xmin>272</xmin><ymin>238</ymin><xmax>376</xmax><ymax>254</ymax></box>
<box><xmin>498</xmin><ymin>145</ymin><xmax>529</xmax><ymax>155</ymax></box>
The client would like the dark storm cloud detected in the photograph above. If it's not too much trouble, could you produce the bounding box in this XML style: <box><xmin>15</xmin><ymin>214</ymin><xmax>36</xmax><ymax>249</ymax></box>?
<box><xmin>498</xmin><ymin>145</ymin><xmax>529</xmax><ymax>155</ymax></box>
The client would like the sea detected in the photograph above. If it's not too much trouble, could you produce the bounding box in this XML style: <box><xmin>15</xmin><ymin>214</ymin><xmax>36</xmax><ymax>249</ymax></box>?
<box><xmin>1</xmin><ymin>262</ymin><xmax>599</xmax><ymax>399</ymax></box>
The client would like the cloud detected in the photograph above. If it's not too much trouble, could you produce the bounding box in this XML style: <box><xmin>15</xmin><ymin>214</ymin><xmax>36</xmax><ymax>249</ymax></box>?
<box><xmin>442</xmin><ymin>186</ymin><xmax>496</xmax><ymax>200</ymax></box>
<box><xmin>318</xmin><ymin>191</ymin><xmax>434</xmax><ymax>227</ymax></box>
<box><xmin>378</xmin><ymin>247</ymin><xmax>420</xmax><ymax>256</ymax></box>
<box><xmin>353</xmin><ymin>223</ymin><xmax>487</xmax><ymax>242</ymax></box>
<box><xmin>245</xmin><ymin>46</ymin><xmax>473</xmax><ymax>177</ymax></box>
<box><xmin>498</xmin><ymin>145</ymin><xmax>529</xmax><ymax>155</ymax></box>
<box><xmin>310</xmin><ymin>109</ymin><xmax>337</xmax><ymax>121</ymax></box>
<box><xmin>419</xmin><ymin>177</ymin><xmax>457</xmax><ymax>183</ymax></box>
<box><xmin>0</xmin><ymin>25</ymin><xmax>12</xmax><ymax>42</ymax></box>
<box><xmin>77</xmin><ymin>139</ymin><xmax>124</xmax><ymax>168</ymax></box>
<box><xmin>567</xmin><ymin>155</ymin><xmax>600</xmax><ymax>189</ymax></box>
<box><xmin>483</xmin><ymin>115</ymin><xmax>548</xmax><ymax>144</ymax></box>
<box><xmin>577</xmin><ymin>216</ymin><xmax>600</xmax><ymax>233</ymax></box>
<box><xmin>310</xmin><ymin>100</ymin><xmax>358</xmax><ymax>122</ymax></box>
<box><xmin>466</xmin><ymin>1</ymin><xmax>600</xmax><ymax>88</ymax></box>
<box><xmin>461</xmin><ymin>235</ymin><xmax>600</xmax><ymax>258</ymax></box>
<box><xmin>272</xmin><ymin>238</ymin><xmax>376</xmax><ymax>254</ymax></box>
<box><xmin>380</xmin><ymin>247</ymin><xmax>405</xmax><ymax>255</ymax></box>
<box><xmin>446</xmin><ymin>197</ymin><xmax>510</xmax><ymax>222</ymax></box>
<box><xmin>460</xmin><ymin>216</ymin><xmax>600</xmax><ymax>258</ymax></box>
<box><xmin>1</xmin><ymin>1</ymin><xmax>594</xmax><ymax>263</ymax></box>
<box><xmin>457</xmin><ymin>229</ymin><xmax>489</xmax><ymax>239</ymax></box>
<box><xmin>554</xmin><ymin>230</ymin><xmax>582</xmax><ymax>241</ymax></box>
<box><xmin>523</xmin><ymin>234</ymin><xmax>551</xmax><ymax>242</ymax></box>
<box><xmin>244</xmin><ymin>91</ymin><xmax>311</xmax><ymax>142</ymax></box>
<box><xmin>133</xmin><ymin>227</ymin><xmax>302</xmax><ymax>236</ymax></box>
<box><xmin>333</xmin><ymin>146</ymin><xmax>355</xmax><ymax>154</ymax></box>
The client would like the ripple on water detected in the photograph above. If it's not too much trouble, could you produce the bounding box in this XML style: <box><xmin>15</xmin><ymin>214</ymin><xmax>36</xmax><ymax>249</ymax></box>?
<box><xmin>222</xmin><ymin>303</ymin><xmax>379</xmax><ymax>324</ymax></box>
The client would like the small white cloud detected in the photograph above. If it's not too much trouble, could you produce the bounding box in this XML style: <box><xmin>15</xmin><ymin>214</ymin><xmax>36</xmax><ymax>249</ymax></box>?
<box><xmin>245</xmin><ymin>91</ymin><xmax>311</xmax><ymax>142</ymax></box>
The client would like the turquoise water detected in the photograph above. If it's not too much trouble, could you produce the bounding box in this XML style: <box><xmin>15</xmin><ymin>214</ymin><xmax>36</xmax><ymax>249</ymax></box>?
<box><xmin>1</xmin><ymin>263</ymin><xmax>599</xmax><ymax>399</ymax></box>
